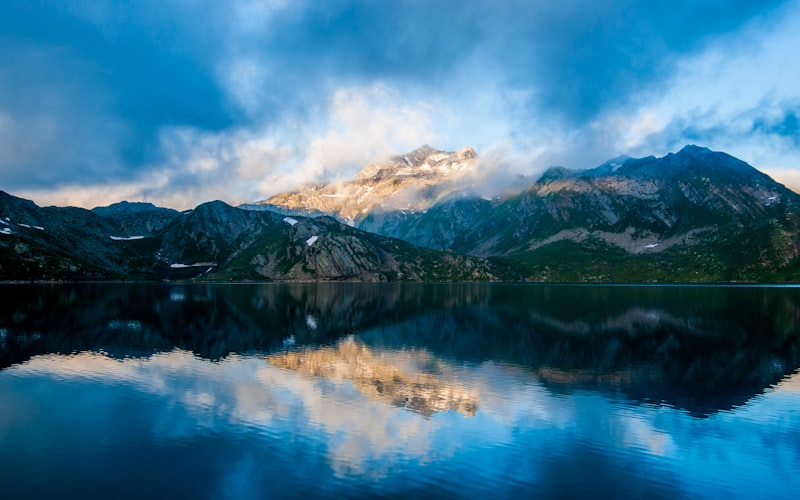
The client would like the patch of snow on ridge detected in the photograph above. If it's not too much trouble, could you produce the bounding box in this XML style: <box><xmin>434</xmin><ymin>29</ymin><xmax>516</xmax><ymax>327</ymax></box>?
<box><xmin>644</xmin><ymin>243</ymin><xmax>659</xmax><ymax>249</ymax></box>
<box><xmin>110</xmin><ymin>235</ymin><xmax>144</xmax><ymax>241</ymax></box>
<box><xmin>0</xmin><ymin>228</ymin><xmax>11</xmax><ymax>235</ymax></box>
<box><xmin>283</xmin><ymin>217</ymin><xmax>298</xmax><ymax>226</ymax></box>
<box><xmin>306</xmin><ymin>235</ymin><xmax>319</xmax><ymax>246</ymax></box>
<box><xmin>19</xmin><ymin>224</ymin><xmax>45</xmax><ymax>230</ymax></box>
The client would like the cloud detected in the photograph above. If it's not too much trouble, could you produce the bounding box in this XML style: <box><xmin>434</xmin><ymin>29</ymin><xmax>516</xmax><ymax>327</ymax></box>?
<box><xmin>1</xmin><ymin>0</ymin><xmax>799</xmax><ymax>208</ymax></box>
<box><xmin>273</xmin><ymin>85</ymin><xmax>439</xmax><ymax>188</ymax></box>
<box><xmin>17</xmin><ymin>84</ymin><xmax>439</xmax><ymax>209</ymax></box>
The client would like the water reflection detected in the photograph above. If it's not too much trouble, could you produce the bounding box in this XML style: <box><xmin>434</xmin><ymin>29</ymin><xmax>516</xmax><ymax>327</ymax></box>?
<box><xmin>1</xmin><ymin>283</ymin><xmax>800</xmax><ymax>416</ymax></box>
<box><xmin>1</xmin><ymin>283</ymin><xmax>800</xmax><ymax>498</ymax></box>
<box><xmin>267</xmin><ymin>337</ymin><xmax>479</xmax><ymax>417</ymax></box>
<box><xmin>3</xmin><ymin>349</ymin><xmax>800</xmax><ymax>498</ymax></box>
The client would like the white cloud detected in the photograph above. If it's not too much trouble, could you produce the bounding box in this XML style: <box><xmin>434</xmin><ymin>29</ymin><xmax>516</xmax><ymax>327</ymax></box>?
<box><xmin>14</xmin><ymin>84</ymin><xmax>441</xmax><ymax>209</ymax></box>
<box><xmin>251</xmin><ymin>83</ymin><xmax>441</xmax><ymax>196</ymax></box>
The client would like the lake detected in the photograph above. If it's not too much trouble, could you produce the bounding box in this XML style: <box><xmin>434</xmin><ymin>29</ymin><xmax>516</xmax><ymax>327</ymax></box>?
<box><xmin>1</xmin><ymin>283</ymin><xmax>799</xmax><ymax>499</ymax></box>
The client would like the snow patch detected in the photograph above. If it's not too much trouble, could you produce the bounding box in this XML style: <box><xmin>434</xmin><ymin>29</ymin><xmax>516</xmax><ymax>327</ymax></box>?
<box><xmin>110</xmin><ymin>235</ymin><xmax>144</xmax><ymax>241</ymax></box>
<box><xmin>19</xmin><ymin>224</ymin><xmax>45</xmax><ymax>230</ymax></box>
<box><xmin>644</xmin><ymin>243</ymin><xmax>659</xmax><ymax>249</ymax></box>
<box><xmin>306</xmin><ymin>235</ymin><xmax>319</xmax><ymax>246</ymax></box>
<box><xmin>0</xmin><ymin>228</ymin><xmax>12</xmax><ymax>235</ymax></box>
<box><xmin>305</xmin><ymin>315</ymin><xmax>318</xmax><ymax>330</ymax></box>
<box><xmin>168</xmin><ymin>262</ymin><xmax>216</xmax><ymax>269</ymax></box>
<box><xmin>283</xmin><ymin>217</ymin><xmax>298</xmax><ymax>226</ymax></box>
<box><xmin>0</xmin><ymin>219</ymin><xmax>8</xmax><ymax>226</ymax></box>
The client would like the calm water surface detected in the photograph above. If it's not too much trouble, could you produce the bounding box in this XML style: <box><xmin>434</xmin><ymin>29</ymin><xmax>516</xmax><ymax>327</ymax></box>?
<box><xmin>1</xmin><ymin>283</ymin><xmax>799</xmax><ymax>499</ymax></box>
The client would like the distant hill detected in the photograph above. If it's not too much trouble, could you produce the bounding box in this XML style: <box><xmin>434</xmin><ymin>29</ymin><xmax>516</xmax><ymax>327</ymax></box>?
<box><xmin>0</xmin><ymin>192</ymin><xmax>504</xmax><ymax>282</ymax></box>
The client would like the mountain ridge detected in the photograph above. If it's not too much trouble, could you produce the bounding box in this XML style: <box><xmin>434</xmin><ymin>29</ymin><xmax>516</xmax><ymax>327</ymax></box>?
<box><xmin>2</xmin><ymin>145</ymin><xmax>800</xmax><ymax>282</ymax></box>
<box><xmin>0</xmin><ymin>191</ymin><xmax>507</xmax><ymax>282</ymax></box>
<box><xmin>249</xmin><ymin>144</ymin><xmax>800</xmax><ymax>282</ymax></box>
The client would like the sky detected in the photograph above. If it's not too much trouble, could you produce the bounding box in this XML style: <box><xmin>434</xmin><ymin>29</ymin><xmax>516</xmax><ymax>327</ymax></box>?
<box><xmin>1</xmin><ymin>0</ymin><xmax>800</xmax><ymax>210</ymax></box>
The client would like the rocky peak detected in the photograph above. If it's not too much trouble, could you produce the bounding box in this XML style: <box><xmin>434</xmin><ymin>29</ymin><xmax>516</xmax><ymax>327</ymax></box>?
<box><xmin>392</xmin><ymin>144</ymin><xmax>441</xmax><ymax>166</ymax></box>
<box><xmin>261</xmin><ymin>146</ymin><xmax>482</xmax><ymax>225</ymax></box>
<box><xmin>536</xmin><ymin>166</ymin><xmax>575</xmax><ymax>184</ymax></box>
<box><xmin>92</xmin><ymin>201</ymin><xmax>177</xmax><ymax>216</ymax></box>
<box><xmin>355</xmin><ymin>145</ymin><xmax>478</xmax><ymax>182</ymax></box>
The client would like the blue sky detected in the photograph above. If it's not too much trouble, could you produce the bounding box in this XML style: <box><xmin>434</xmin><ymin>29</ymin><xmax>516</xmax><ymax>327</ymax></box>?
<box><xmin>1</xmin><ymin>0</ymin><xmax>799</xmax><ymax>209</ymax></box>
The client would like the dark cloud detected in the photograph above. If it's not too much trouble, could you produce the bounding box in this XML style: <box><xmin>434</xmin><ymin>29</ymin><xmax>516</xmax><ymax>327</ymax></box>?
<box><xmin>251</xmin><ymin>0</ymin><xmax>788</xmax><ymax>122</ymax></box>
<box><xmin>0</xmin><ymin>0</ymin><xmax>791</xmax><ymax>196</ymax></box>
<box><xmin>0</xmin><ymin>0</ymin><xmax>234</xmax><ymax>187</ymax></box>
<box><xmin>753</xmin><ymin>108</ymin><xmax>800</xmax><ymax>145</ymax></box>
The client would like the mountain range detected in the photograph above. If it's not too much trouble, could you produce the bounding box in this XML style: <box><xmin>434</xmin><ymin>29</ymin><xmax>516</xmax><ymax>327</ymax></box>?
<box><xmin>2</xmin><ymin>144</ymin><xmax>799</xmax><ymax>282</ymax></box>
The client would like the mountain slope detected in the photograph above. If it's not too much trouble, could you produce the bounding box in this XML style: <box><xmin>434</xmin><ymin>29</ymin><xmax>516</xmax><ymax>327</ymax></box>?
<box><xmin>0</xmin><ymin>192</ymin><xmax>506</xmax><ymax>282</ymax></box>
<box><xmin>251</xmin><ymin>145</ymin><xmax>800</xmax><ymax>282</ymax></box>
<box><xmin>486</xmin><ymin>146</ymin><xmax>800</xmax><ymax>281</ymax></box>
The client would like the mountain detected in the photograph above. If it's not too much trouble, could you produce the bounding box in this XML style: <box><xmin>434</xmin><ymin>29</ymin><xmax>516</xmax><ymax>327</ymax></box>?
<box><xmin>0</xmin><ymin>193</ymin><xmax>506</xmax><ymax>282</ymax></box>
<box><xmin>252</xmin><ymin>145</ymin><xmax>800</xmax><ymax>282</ymax></box>
<box><xmin>92</xmin><ymin>201</ymin><xmax>180</xmax><ymax>237</ymax></box>
<box><xmin>253</xmin><ymin>145</ymin><xmax>480</xmax><ymax>228</ymax></box>
<box><xmin>421</xmin><ymin>145</ymin><xmax>800</xmax><ymax>281</ymax></box>
<box><xmin>3</xmin><ymin>145</ymin><xmax>800</xmax><ymax>282</ymax></box>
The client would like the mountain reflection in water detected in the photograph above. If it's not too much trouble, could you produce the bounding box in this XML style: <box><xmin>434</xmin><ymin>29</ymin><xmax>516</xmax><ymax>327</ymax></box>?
<box><xmin>1</xmin><ymin>283</ymin><xmax>799</xmax><ymax>416</ymax></box>
<box><xmin>267</xmin><ymin>337</ymin><xmax>479</xmax><ymax>417</ymax></box>
<box><xmin>2</xmin><ymin>283</ymin><xmax>800</xmax><ymax>498</ymax></box>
